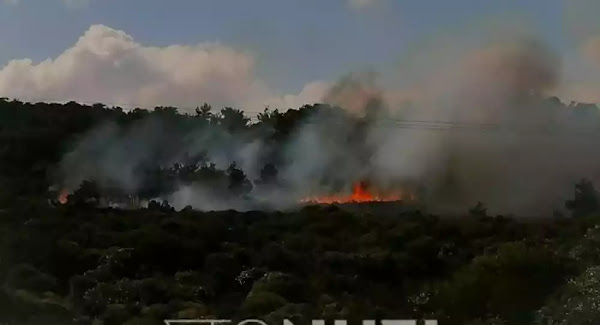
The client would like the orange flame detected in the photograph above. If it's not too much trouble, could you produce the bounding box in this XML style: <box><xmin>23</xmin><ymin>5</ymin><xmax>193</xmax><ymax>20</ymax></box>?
<box><xmin>58</xmin><ymin>189</ymin><xmax>69</xmax><ymax>204</ymax></box>
<box><xmin>301</xmin><ymin>181</ymin><xmax>413</xmax><ymax>204</ymax></box>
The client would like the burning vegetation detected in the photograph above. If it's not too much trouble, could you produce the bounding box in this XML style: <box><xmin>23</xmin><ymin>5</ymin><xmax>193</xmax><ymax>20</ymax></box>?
<box><xmin>48</xmin><ymin>91</ymin><xmax>600</xmax><ymax>215</ymax></box>
<box><xmin>6</xmin><ymin>91</ymin><xmax>600</xmax><ymax>325</ymax></box>
<box><xmin>58</xmin><ymin>189</ymin><xmax>69</xmax><ymax>204</ymax></box>
<box><xmin>300</xmin><ymin>181</ymin><xmax>414</xmax><ymax>204</ymax></box>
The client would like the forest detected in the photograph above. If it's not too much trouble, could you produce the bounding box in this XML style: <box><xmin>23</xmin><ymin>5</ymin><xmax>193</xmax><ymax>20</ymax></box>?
<box><xmin>0</xmin><ymin>97</ymin><xmax>600</xmax><ymax>324</ymax></box>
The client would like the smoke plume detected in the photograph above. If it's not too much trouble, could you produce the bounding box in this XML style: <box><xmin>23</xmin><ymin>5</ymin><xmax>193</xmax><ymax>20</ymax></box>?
<box><xmin>53</xmin><ymin>25</ymin><xmax>600</xmax><ymax>216</ymax></box>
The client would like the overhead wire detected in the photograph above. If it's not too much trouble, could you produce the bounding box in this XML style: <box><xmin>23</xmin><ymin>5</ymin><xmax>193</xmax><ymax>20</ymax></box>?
<box><xmin>31</xmin><ymin>99</ymin><xmax>600</xmax><ymax>137</ymax></box>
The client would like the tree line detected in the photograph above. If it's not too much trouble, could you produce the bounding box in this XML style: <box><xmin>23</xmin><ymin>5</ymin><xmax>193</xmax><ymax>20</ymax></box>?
<box><xmin>0</xmin><ymin>96</ymin><xmax>598</xmax><ymax>323</ymax></box>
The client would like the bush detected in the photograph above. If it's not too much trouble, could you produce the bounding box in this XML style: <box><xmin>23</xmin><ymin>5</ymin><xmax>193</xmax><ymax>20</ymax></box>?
<box><xmin>242</xmin><ymin>291</ymin><xmax>287</xmax><ymax>317</ymax></box>
<box><xmin>264</xmin><ymin>303</ymin><xmax>313</xmax><ymax>325</ymax></box>
<box><xmin>250</xmin><ymin>272</ymin><xmax>306</xmax><ymax>302</ymax></box>
<box><xmin>536</xmin><ymin>265</ymin><xmax>600</xmax><ymax>325</ymax></box>
<box><xmin>431</xmin><ymin>241</ymin><xmax>569</xmax><ymax>324</ymax></box>
<box><xmin>6</xmin><ymin>264</ymin><xmax>58</xmax><ymax>293</ymax></box>
<box><xmin>174</xmin><ymin>302</ymin><xmax>209</xmax><ymax>319</ymax></box>
<box><xmin>101</xmin><ymin>304</ymin><xmax>131</xmax><ymax>325</ymax></box>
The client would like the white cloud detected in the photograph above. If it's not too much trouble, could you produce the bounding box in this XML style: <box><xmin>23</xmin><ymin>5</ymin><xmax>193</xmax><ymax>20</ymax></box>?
<box><xmin>258</xmin><ymin>81</ymin><xmax>331</xmax><ymax>110</ymax></box>
<box><xmin>0</xmin><ymin>24</ymin><xmax>324</xmax><ymax>112</ymax></box>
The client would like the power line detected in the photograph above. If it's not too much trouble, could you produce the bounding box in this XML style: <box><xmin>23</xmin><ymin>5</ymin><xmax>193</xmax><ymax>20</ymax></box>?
<box><xmin>28</xmin><ymin>99</ymin><xmax>600</xmax><ymax>137</ymax></box>
<box><xmin>264</xmin><ymin>116</ymin><xmax>600</xmax><ymax>137</ymax></box>
<box><xmin>231</xmin><ymin>113</ymin><xmax>600</xmax><ymax>137</ymax></box>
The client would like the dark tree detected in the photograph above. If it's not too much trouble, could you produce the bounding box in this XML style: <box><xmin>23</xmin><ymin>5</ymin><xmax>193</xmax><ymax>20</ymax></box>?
<box><xmin>258</xmin><ymin>163</ymin><xmax>279</xmax><ymax>185</ymax></box>
<box><xmin>227</xmin><ymin>162</ymin><xmax>253</xmax><ymax>196</ymax></box>
<box><xmin>219</xmin><ymin>107</ymin><xmax>250</xmax><ymax>132</ymax></box>
<box><xmin>67</xmin><ymin>180</ymin><xmax>101</xmax><ymax>208</ymax></box>
<box><xmin>469</xmin><ymin>201</ymin><xmax>488</xmax><ymax>218</ymax></box>
<box><xmin>195</xmin><ymin>103</ymin><xmax>212</xmax><ymax>119</ymax></box>
<box><xmin>566</xmin><ymin>179</ymin><xmax>599</xmax><ymax>217</ymax></box>
<box><xmin>257</xmin><ymin>108</ymin><xmax>282</xmax><ymax>126</ymax></box>
<box><xmin>147</xmin><ymin>199</ymin><xmax>175</xmax><ymax>213</ymax></box>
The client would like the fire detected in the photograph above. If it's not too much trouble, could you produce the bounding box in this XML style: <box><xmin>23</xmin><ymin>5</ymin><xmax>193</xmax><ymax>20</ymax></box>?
<box><xmin>58</xmin><ymin>189</ymin><xmax>69</xmax><ymax>204</ymax></box>
<box><xmin>301</xmin><ymin>181</ymin><xmax>413</xmax><ymax>204</ymax></box>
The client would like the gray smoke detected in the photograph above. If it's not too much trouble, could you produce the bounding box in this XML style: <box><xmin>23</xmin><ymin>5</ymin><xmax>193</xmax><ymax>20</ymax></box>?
<box><xmin>362</xmin><ymin>38</ymin><xmax>600</xmax><ymax>215</ymax></box>
<box><xmin>56</xmin><ymin>35</ymin><xmax>600</xmax><ymax>216</ymax></box>
<box><xmin>56</xmin><ymin>112</ymin><xmax>272</xmax><ymax>211</ymax></box>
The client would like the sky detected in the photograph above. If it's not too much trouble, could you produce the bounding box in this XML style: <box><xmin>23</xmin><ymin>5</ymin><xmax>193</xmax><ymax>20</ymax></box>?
<box><xmin>0</xmin><ymin>0</ymin><xmax>598</xmax><ymax>112</ymax></box>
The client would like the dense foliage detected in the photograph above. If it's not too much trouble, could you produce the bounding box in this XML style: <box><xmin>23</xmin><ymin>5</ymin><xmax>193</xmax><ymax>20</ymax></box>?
<box><xmin>1</xmin><ymin>202</ymin><xmax>600</xmax><ymax>325</ymax></box>
<box><xmin>0</xmin><ymin>98</ymin><xmax>599</xmax><ymax>324</ymax></box>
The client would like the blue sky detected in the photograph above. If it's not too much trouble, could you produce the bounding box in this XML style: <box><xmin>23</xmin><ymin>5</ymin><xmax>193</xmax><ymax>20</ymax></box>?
<box><xmin>0</xmin><ymin>0</ymin><xmax>565</xmax><ymax>90</ymax></box>
<box><xmin>1</xmin><ymin>0</ymin><xmax>598</xmax><ymax>110</ymax></box>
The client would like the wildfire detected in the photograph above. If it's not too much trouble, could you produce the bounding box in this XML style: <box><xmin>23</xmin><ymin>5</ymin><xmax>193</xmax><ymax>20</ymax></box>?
<box><xmin>58</xmin><ymin>189</ymin><xmax>69</xmax><ymax>204</ymax></box>
<box><xmin>301</xmin><ymin>181</ymin><xmax>413</xmax><ymax>204</ymax></box>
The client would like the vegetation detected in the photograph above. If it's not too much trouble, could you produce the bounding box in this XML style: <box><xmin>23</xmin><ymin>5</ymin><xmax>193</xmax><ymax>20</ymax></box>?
<box><xmin>1</xmin><ymin>200</ymin><xmax>600</xmax><ymax>324</ymax></box>
<box><xmin>0</xmin><ymin>98</ymin><xmax>598</xmax><ymax>324</ymax></box>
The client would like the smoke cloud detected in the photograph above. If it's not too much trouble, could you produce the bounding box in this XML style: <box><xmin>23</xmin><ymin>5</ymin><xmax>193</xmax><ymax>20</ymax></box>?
<box><xmin>45</xmin><ymin>19</ymin><xmax>600</xmax><ymax>216</ymax></box>
<box><xmin>358</xmin><ymin>38</ymin><xmax>600</xmax><ymax>215</ymax></box>
<box><xmin>275</xmin><ymin>36</ymin><xmax>599</xmax><ymax>216</ymax></box>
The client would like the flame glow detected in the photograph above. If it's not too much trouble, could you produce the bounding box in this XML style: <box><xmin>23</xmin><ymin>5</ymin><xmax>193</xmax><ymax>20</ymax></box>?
<box><xmin>301</xmin><ymin>181</ymin><xmax>414</xmax><ymax>204</ymax></box>
<box><xmin>58</xmin><ymin>189</ymin><xmax>69</xmax><ymax>204</ymax></box>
